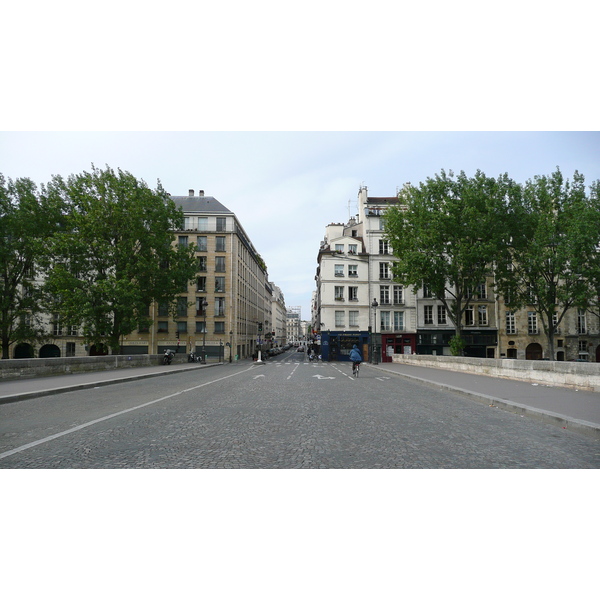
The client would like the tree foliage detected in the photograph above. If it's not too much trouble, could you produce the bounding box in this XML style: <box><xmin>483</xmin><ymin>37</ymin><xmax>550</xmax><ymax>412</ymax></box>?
<box><xmin>494</xmin><ymin>169</ymin><xmax>600</xmax><ymax>359</ymax></box>
<box><xmin>41</xmin><ymin>165</ymin><xmax>198</xmax><ymax>355</ymax></box>
<box><xmin>383</xmin><ymin>170</ymin><xmax>517</xmax><ymax>347</ymax></box>
<box><xmin>0</xmin><ymin>174</ymin><xmax>62</xmax><ymax>358</ymax></box>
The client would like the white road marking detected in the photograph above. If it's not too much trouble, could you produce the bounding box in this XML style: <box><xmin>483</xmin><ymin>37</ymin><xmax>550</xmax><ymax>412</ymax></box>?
<box><xmin>0</xmin><ymin>366</ymin><xmax>256</xmax><ymax>461</ymax></box>
<box><xmin>312</xmin><ymin>374</ymin><xmax>335</xmax><ymax>380</ymax></box>
<box><xmin>287</xmin><ymin>363</ymin><xmax>300</xmax><ymax>380</ymax></box>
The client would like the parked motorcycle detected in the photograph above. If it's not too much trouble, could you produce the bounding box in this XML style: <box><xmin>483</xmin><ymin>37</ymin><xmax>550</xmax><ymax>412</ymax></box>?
<box><xmin>163</xmin><ymin>349</ymin><xmax>175</xmax><ymax>365</ymax></box>
<box><xmin>188</xmin><ymin>351</ymin><xmax>199</xmax><ymax>363</ymax></box>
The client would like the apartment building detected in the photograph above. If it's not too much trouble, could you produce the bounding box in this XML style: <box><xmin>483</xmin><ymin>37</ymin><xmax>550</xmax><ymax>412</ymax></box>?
<box><xmin>145</xmin><ymin>189</ymin><xmax>271</xmax><ymax>361</ymax></box>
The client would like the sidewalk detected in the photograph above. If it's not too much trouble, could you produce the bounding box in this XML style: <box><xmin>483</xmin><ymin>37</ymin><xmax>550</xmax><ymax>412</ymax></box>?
<box><xmin>0</xmin><ymin>362</ymin><xmax>220</xmax><ymax>404</ymax></box>
<box><xmin>366</xmin><ymin>361</ymin><xmax>600</xmax><ymax>439</ymax></box>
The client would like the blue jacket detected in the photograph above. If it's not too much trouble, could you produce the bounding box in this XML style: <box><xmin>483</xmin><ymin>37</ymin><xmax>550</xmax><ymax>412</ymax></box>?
<box><xmin>349</xmin><ymin>345</ymin><xmax>362</xmax><ymax>362</ymax></box>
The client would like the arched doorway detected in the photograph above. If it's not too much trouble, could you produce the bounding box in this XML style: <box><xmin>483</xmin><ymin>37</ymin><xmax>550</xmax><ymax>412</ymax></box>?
<box><xmin>39</xmin><ymin>344</ymin><xmax>61</xmax><ymax>358</ymax></box>
<box><xmin>14</xmin><ymin>343</ymin><xmax>34</xmax><ymax>358</ymax></box>
<box><xmin>89</xmin><ymin>344</ymin><xmax>108</xmax><ymax>356</ymax></box>
<box><xmin>526</xmin><ymin>343</ymin><xmax>543</xmax><ymax>360</ymax></box>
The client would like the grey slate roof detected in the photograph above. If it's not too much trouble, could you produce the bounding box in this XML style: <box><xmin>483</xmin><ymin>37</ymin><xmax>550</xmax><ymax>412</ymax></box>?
<box><xmin>170</xmin><ymin>195</ymin><xmax>233</xmax><ymax>215</ymax></box>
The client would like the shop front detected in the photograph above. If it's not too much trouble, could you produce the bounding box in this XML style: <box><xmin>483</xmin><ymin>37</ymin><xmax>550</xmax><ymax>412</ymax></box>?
<box><xmin>320</xmin><ymin>331</ymin><xmax>369</xmax><ymax>362</ymax></box>
<box><xmin>381</xmin><ymin>333</ymin><xmax>417</xmax><ymax>362</ymax></box>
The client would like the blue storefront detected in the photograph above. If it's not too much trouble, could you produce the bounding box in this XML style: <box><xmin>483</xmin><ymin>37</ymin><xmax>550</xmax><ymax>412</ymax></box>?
<box><xmin>320</xmin><ymin>331</ymin><xmax>370</xmax><ymax>362</ymax></box>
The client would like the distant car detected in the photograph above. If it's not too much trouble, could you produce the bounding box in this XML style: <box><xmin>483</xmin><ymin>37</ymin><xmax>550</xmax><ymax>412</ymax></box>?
<box><xmin>297</xmin><ymin>346</ymin><xmax>304</xmax><ymax>352</ymax></box>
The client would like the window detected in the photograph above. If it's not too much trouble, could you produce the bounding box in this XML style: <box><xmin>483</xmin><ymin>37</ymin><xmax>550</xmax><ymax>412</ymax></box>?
<box><xmin>348</xmin><ymin>244</ymin><xmax>358</xmax><ymax>255</ymax></box>
<box><xmin>465</xmin><ymin>305</ymin><xmax>474</xmax><ymax>326</ymax></box>
<box><xmin>394</xmin><ymin>311</ymin><xmax>404</xmax><ymax>331</ymax></box>
<box><xmin>196</xmin><ymin>236</ymin><xmax>207</xmax><ymax>252</ymax></box>
<box><xmin>158</xmin><ymin>303</ymin><xmax>169</xmax><ymax>317</ymax></box>
<box><xmin>380</xmin><ymin>311</ymin><xmax>391</xmax><ymax>331</ymax></box>
<box><xmin>197</xmin><ymin>217</ymin><xmax>208</xmax><ymax>231</ymax></box>
<box><xmin>380</xmin><ymin>285</ymin><xmax>390</xmax><ymax>304</ymax></box>
<box><xmin>438</xmin><ymin>305</ymin><xmax>447</xmax><ymax>325</ymax></box>
<box><xmin>216</xmin><ymin>236</ymin><xmax>226</xmax><ymax>252</ymax></box>
<box><xmin>423</xmin><ymin>285</ymin><xmax>433</xmax><ymax>298</ymax></box>
<box><xmin>348</xmin><ymin>286</ymin><xmax>358</xmax><ymax>301</ymax></box>
<box><xmin>334</xmin><ymin>264</ymin><xmax>344</xmax><ymax>277</ymax></box>
<box><xmin>177</xmin><ymin>297</ymin><xmax>188</xmax><ymax>317</ymax></box>
<box><xmin>52</xmin><ymin>314</ymin><xmax>62</xmax><ymax>336</ymax></box>
<box><xmin>216</xmin><ymin>217</ymin><xmax>226</xmax><ymax>232</ymax></box>
<box><xmin>379</xmin><ymin>239</ymin><xmax>390</xmax><ymax>254</ymax></box>
<box><xmin>335</xmin><ymin>244</ymin><xmax>344</xmax><ymax>252</ymax></box>
<box><xmin>214</xmin><ymin>322</ymin><xmax>225</xmax><ymax>334</ymax></box>
<box><xmin>424</xmin><ymin>305</ymin><xmax>434</xmax><ymax>325</ymax></box>
<box><xmin>178</xmin><ymin>235</ymin><xmax>188</xmax><ymax>248</ymax></box>
<box><xmin>215</xmin><ymin>256</ymin><xmax>226</xmax><ymax>272</ymax></box>
<box><xmin>476</xmin><ymin>283</ymin><xmax>487</xmax><ymax>299</ymax></box>
<box><xmin>157</xmin><ymin>321</ymin><xmax>168</xmax><ymax>333</ymax></box>
<box><xmin>196</xmin><ymin>276</ymin><xmax>206</xmax><ymax>293</ymax></box>
<box><xmin>478</xmin><ymin>305</ymin><xmax>488</xmax><ymax>326</ymax></box>
<box><xmin>578</xmin><ymin>309</ymin><xmax>587</xmax><ymax>334</ymax></box>
<box><xmin>348</xmin><ymin>265</ymin><xmax>358</xmax><ymax>277</ymax></box>
<box><xmin>196</xmin><ymin>321</ymin><xmax>206</xmax><ymax>333</ymax></box>
<box><xmin>335</xmin><ymin>310</ymin><xmax>345</xmax><ymax>327</ymax></box>
<box><xmin>393</xmin><ymin>285</ymin><xmax>403</xmax><ymax>304</ymax></box>
<box><xmin>198</xmin><ymin>256</ymin><xmax>207</xmax><ymax>272</ymax></box>
<box><xmin>335</xmin><ymin>286</ymin><xmax>344</xmax><ymax>301</ymax></box>
<box><xmin>215</xmin><ymin>277</ymin><xmax>225</xmax><ymax>293</ymax></box>
<box><xmin>177</xmin><ymin>321</ymin><xmax>187</xmax><ymax>335</ymax></box>
<box><xmin>196</xmin><ymin>297</ymin><xmax>207</xmax><ymax>316</ymax></box>
<box><xmin>379</xmin><ymin>262</ymin><xmax>390</xmax><ymax>279</ymax></box>
<box><xmin>528</xmin><ymin>311</ymin><xmax>538</xmax><ymax>335</ymax></box>
<box><xmin>215</xmin><ymin>297</ymin><xmax>225</xmax><ymax>317</ymax></box>
<box><xmin>349</xmin><ymin>310</ymin><xmax>359</xmax><ymax>327</ymax></box>
<box><xmin>506</xmin><ymin>311</ymin><xmax>516</xmax><ymax>334</ymax></box>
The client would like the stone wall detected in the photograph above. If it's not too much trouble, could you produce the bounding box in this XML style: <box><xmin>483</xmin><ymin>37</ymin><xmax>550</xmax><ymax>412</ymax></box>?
<box><xmin>0</xmin><ymin>353</ymin><xmax>191</xmax><ymax>381</ymax></box>
<box><xmin>391</xmin><ymin>354</ymin><xmax>600</xmax><ymax>392</ymax></box>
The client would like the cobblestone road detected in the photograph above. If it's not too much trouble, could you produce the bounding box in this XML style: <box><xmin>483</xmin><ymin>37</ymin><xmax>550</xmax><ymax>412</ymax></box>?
<box><xmin>2</xmin><ymin>356</ymin><xmax>599</xmax><ymax>468</ymax></box>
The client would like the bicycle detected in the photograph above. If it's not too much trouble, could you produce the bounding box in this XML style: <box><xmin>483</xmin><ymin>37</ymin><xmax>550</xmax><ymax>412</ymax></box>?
<box><xmin>352</xmin><ymin>361</ymin><xmax>360</xmax><ymax>378</ymax></box>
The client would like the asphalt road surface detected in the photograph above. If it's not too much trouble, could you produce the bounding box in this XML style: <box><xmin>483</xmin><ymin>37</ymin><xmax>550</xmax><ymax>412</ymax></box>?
<box><xmin>1</xmin><ymin>348</ymin><xmax>599</xmax><ymax>468</ymax></box>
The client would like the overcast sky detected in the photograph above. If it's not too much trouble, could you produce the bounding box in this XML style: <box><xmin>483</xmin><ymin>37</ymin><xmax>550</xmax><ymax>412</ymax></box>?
<box><xmin>1</xmin><ymin>131</ymin><xmax>599</xmax><ymax>318</ymax></box>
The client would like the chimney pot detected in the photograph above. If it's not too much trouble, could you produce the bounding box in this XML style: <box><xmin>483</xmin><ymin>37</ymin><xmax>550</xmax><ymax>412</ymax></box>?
<box><xmin>199</xmin><ymin>190</ymin><xmax>204</xmax><ymax>196</ymax></box>
<box><xmin>189</xmin><ymin>189</ymin><xmax>194</xmax><ymax>197</ymax></box>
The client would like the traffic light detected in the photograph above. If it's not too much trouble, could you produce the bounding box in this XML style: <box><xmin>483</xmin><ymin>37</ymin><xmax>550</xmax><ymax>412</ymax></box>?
<box><xmin>258</xmin><ymin>322</ymin><xmax>263</xmax><ymax>332</ymax></box>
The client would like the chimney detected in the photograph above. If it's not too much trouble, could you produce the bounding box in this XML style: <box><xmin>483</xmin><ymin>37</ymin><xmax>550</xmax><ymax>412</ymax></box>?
<box><xmin>199</xmin><ymin>190</ymin><xmax>204</xmax><ymax>196</ymax></box>
<box><xmin>188</xmin><ymin>189</ymin><xmax>194</xmax><ymax>197</ymax></box>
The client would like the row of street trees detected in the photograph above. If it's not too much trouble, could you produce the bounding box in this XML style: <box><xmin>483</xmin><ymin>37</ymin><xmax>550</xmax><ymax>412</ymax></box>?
<box><xmin>0</xmin><ymin>165</ymin><xmax>198</xmax><ymax>359</ymax></box>
<box><xmin>383</xmin><ymin>168</ymin><xmax>600</xmax><ymax>357</ymax></box>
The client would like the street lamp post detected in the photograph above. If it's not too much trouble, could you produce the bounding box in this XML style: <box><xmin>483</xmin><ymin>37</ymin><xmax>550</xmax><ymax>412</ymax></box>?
<box><xmin>371</xmin><ymin>298</ymin><xmax>379</xmax><ymax>364</ymax></box>
<box><xmin>229</xmin><ymin>330</ymin><xmax>233</xmax><ymax>363</ymax></box>
<box><xmin>201</xmin><ymin>298</ymin><xmax>208</xmax><ymax>364</ymax></box>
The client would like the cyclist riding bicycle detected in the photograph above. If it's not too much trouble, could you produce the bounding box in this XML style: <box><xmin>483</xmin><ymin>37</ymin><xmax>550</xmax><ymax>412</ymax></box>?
<box><xmin>349</xmin><ymin>344</ymin><xmax>362</xmax><ymax>374</ymax></box>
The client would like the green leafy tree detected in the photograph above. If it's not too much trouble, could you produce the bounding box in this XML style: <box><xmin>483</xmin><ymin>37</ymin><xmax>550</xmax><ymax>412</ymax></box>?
<box><xmin>41</xmin><ymin>165</ymin><xmax>198</xmax><ymax>355</ymax></box>
<box><xmin>383</xmin><ymin>170</ymin><xmax>517</xmax><ymax>353</ymax></box>
<box><xmin>494</xmin><ymin>169</ymin><xmax>600</xmax><ymax>360</ymax></box>
<box><xmin>0</xmin><ymin>174</ymin><xmax>61</xmax><ymax>358</ymax></box>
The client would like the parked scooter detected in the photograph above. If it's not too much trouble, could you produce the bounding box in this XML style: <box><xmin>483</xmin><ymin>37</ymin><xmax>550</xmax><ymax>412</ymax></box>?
<box><xmin>163</xmin><ymin>349</ymin><xmax>175</xmax><ymax>365</ymax></box>
<box><xmin>188</xmin><ymin>351</ymin><xmax>200</xmax><ymax>363</ymax></box>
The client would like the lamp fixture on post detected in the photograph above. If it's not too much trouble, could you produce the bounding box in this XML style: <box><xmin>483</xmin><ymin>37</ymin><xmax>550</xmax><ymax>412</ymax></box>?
<box><xmin>201</xmin><ymin>298</ymin><xmax>209</xmax><ymax>364</ymax></box>
<box><xmin>371</xmin><ymin>298</ymin><xmax>379</xmax><ymax>364</ymax></box>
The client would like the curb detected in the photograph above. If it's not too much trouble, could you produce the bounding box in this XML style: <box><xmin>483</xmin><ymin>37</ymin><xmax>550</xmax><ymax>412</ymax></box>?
<box><xmin>0</xmin><ymin>363</ymin><xmax>223</xmax><ymax>405</ymax></box>
<box><xmin>367</xmin><ymin>364</ymin><xmax>600</xmax><ymax>440</ymax></box>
